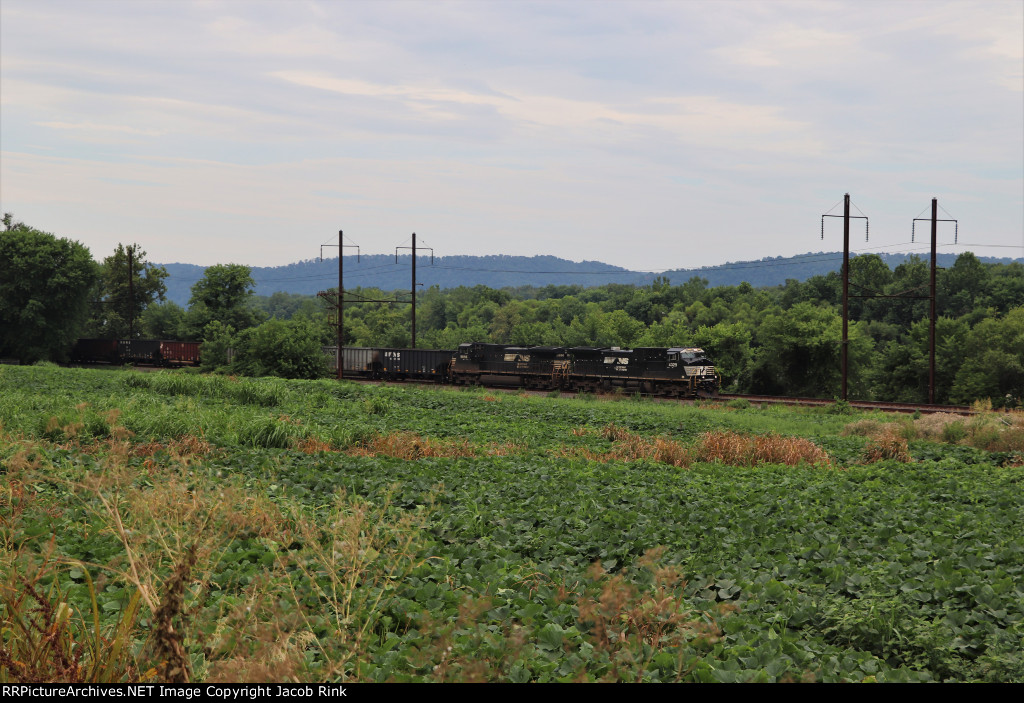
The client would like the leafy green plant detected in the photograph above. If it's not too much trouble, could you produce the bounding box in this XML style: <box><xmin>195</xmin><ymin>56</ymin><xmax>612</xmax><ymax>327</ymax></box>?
<box><xmin>941</xmin><ymin>421</ymin><xmax>967</xmax><ymax>444</ymax></box>
<box><xmin>827</xmin><ymin>399</ymin><xmax>853</xmax><ymax>415</ymax></box>
<box><xmin>4</xmin><ymin>365</ymin><xmax>1022</xmax><ymax>683</ymax></box>
<box><xmin>0</xmin><ymin>553</ymin><xmax>147</xmax><ymax>683</ymax></box>
<box><xmin>364</xmin><ymin>395</ymin><xmax>393</xmax><ymax>416</ymax></box>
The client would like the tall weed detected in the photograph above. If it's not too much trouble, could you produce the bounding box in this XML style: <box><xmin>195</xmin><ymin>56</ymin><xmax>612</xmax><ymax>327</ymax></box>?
<box><xmin>0</xmin><ymin>554</ymin><xmax>148</xmax><ymax>683</ymax></box>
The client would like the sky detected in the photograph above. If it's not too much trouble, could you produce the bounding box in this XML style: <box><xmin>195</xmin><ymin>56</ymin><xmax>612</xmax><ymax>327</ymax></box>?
<box><xmin>2</xmin><ymin>0</ymin><xmax>1022</xmax><ymax>272</ymax></box>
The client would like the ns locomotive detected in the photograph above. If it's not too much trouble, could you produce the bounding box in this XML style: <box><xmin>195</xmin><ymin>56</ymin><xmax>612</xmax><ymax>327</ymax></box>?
<box><xmin>333</xmin><ymin>343</ymin><xmax>720</xmax><ymax>398</ymax></box>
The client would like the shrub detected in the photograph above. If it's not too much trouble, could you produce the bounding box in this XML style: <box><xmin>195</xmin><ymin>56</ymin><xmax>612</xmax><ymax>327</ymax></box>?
<box><xmin>941</xmin><ymin>421</ymin><xmax>968</xmax><ymax>444</ymax></box>
<box><xmin>231</xmin><ymin>318</ymin><xmax>329</xmax><ymax>380</ymax></box>
<box><xmin>827</xmin><ymin>399</ymin><xmax>853</xmax><ymax>415</ymax></box>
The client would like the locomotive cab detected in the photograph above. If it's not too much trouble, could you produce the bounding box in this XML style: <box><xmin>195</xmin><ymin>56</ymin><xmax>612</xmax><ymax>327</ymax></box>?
<box><xmin>670</xmin><ymin>347</ymin><xmax>720</xmax><ymax>396</ymax></box>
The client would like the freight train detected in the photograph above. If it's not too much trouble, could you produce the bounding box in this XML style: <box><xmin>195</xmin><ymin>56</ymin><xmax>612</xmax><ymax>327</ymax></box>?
<box><xmin>71</xmin><ymin>339</ymin><xmax>201</xmax><ymax>366</ymax></box>
<box><xmin>332</xmin><ymin>343</ymin><xmax>721</xmax><ymax>397</ymax></box>
<box><xmin>71</xmin><ymin>338</ymin><xmax>721</xmax><ymax>397</ymax></box>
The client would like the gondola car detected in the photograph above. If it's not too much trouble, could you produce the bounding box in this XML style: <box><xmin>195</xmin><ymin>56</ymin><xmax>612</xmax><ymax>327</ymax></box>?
<box><xmin>340</xmin><ymin>346</ymin><xmax>452</xmax><ymax>382</ymax></box>
<box><xmin>71</xmin><ymin>339</ymin><xmax>201</xmax><ymax>366</ymax></box>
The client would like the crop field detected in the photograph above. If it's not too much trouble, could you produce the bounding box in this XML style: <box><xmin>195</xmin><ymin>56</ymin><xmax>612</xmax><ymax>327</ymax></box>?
<box><xmin>1</xmin><ymin>365</ymin><xmax>1022</xmax><ymax>683</ymax></box>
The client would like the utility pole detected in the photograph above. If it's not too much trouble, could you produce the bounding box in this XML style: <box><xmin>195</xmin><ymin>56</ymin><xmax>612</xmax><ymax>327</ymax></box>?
<box><xmin>318</xmin><ymin>232</ymin><xmax>359</xmax><ymax>379</ymax></box>
<box><xmin>913</xmin><ymin>199</ymin><xmax>957</xmax><ymax>404</ymax></box>
<box><xmin>821</xmin><ymin>193</ymin><xmax>868</xmax><ymax>400</ymax></box>
<box><xmin>127</xmin><ymin>245</ymin><xmax>134</xmax><ymax>339</ymax></box>
<box><xmin>395</xmin><ymin>234</ymin><xmax>434</xmax><ymax>348</ymax></box>
<box><xmin>930</xmin><ymin>199</ymin><xmax>937</xmax><ymax>405</ymax></box>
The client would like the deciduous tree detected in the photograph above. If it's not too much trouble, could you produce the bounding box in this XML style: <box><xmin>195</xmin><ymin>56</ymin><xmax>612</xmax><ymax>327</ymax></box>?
<box><xmin>0</xmin><ymin>216</ymin><xmax>99</xmax><ymax>363</ymax></box>
<box><xmin>184</xmin><ymin>263</ymin><xmax>263</xmax><ymax>336</ymax></box>
<box><xmin>87</xmin><ymin>243</ymin><xmax>167</xmax><ymax>338</ymax></box>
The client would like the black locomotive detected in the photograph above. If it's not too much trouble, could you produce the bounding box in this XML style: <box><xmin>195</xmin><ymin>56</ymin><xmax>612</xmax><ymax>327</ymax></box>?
<box><xmin>334</xmin><ymin>343</ymin><xmax>720</xmax><ymax>398</ymax></box>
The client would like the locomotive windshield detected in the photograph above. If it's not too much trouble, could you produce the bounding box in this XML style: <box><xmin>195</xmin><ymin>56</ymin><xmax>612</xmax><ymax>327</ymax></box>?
<box><xmin>671</xmin><ymin>347</ymin><xmax>710</xmax><ymax>365</ymax></box>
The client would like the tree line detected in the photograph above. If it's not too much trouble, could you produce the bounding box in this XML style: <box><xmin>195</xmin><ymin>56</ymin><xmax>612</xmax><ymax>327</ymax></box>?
<box><xmin>2</xmin><ymin>215</ymin><xmax>1021</xmax><ymax>406</ymax></box>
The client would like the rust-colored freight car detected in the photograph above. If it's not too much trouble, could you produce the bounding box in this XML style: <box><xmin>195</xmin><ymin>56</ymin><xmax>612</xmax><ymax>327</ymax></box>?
<box><xmin>159</xmin><ymin>341</ymin><xmax>201</xmax><ymax>366</ymax></box>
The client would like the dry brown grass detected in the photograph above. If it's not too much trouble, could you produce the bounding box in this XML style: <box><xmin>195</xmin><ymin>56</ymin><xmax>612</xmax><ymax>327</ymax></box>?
<box><xmin>3</xmin><ymin>428</ymin><xmax>435</xmax><ymax>683</ymax></box>
<box><xmin>293</xmin><ymin>436</ymin><xmax>335</xmax><ymax>453</ymax></box>
<box><xmin>862</xmin><ymin>432</ymin><xmax>912</xmax><ymax>463</ymax></box>
<box><xmin>964</xmin><ymin>409</ymin><xmax>1024</xmax><ymax>452</ymax></box>
<box><xmin>843</xmin><ymin>408</ymin><xmax>1024</xmax><ymax>456</ymax></box>
<box><xmin>348</xmin><ymin>431</ymin><xmax>475</xmax><ymax>459</ymax></box>
<box><xmin>346</xmin><ymin>431</ymin><xmax>525</xmax><ymax>459</ymax></box>
<box><xmin>895</xmin><ymin>409</ymin><xmax>1024</xmax><ymax>452</ymax></box>
<box><xmin>912</xmin><ymin>412</ymin><xmax>965</xmax><ymax>441</ymax></box>
<box><xmin>693</xmin><ymin>431</ymin><xmax>832</xmax><ymax>467</ymax></box>
<box><xmin>569</xmin><ymin>425</ymin><xmax>831</xmax><ymax>468</ymax></box>
<box><xmin>573</xmin><ymin>426</ymin><xmax>692</xmax><ymax>467</ymax></box>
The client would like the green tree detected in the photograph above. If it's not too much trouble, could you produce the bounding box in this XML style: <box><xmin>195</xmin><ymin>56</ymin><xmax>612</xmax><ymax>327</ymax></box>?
<box><xmin>198</xmin><ymin>320</ymin><xmax>236</xmax><ymax>373</ymax></box>
<box><xmin>232</xmin><ymin>317</ymin><xmax>329</xmax><ymax>379</ymax></box>
<box><xmin>988</xmin><ymin>262</ymin><xmax>1024</xmax><ymax>313</ymax></box>
<box><xmin>884</xmin><ymin>255</ymin><xmax>929</xmax><ymax>328</ymax></box>
<box><xmin>950</xmin><ymin>307</ymin><xmax>1024</xmax><ymax>407</ymax></box>
<box><xmin>848</xmin><ymin>254</ymin><xmax>893</xmax><ymax>321</ymax></box>
<box><xmin>750</xmin><ymin>302</ymin><xmax>870</xmax><ymax>398</ymax></box>
<box><xmin>690</xmin><ymin>322</ymin><xmax>753</xmax><ymax>392</ymax></box>
<box><xmin>87</xmin><ymin>243</ymin><xmax>168</xmax><ymax>338</ymax></box>
<box><xmin>871</xmin><ymin>316</ymin><xmax>970</xmax><ymax>404</ymax></box>
<box><xmin>141</xmin><ymin>301</ymin><xmax>187</xmax><ymax>339</ymax></box>
<box><xmin>939</xmin><ymin>252</ymin><xmax>991</xmax><ymax>319</ymax></box>
<box><xmin>0</xmin><ymin>217</ymin><xmax>99</xmax><ymax>363</ymax></box>
<box><xmin>253</xmin><ymin>291</ymin><xmax>323</xmax><ymax>320</ymax></box>
<box><xmin>184</xmin><ymin>264</ymin><xmax>263</xmax><ymax>335</ymax></box>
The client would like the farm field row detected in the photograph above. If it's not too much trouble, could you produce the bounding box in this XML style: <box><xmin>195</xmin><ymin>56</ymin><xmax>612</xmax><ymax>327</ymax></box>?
<box><xmin>1</xmin><ymin>365</ymin><xmax>1022</xmax><ymax>682</ymax></box>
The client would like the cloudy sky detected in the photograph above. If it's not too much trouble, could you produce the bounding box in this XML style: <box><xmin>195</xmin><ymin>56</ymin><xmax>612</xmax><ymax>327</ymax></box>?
<box><xmin>2</xmin><ymin>0</ymin><xmax>1021</xmax><ymax>271</ymax></box>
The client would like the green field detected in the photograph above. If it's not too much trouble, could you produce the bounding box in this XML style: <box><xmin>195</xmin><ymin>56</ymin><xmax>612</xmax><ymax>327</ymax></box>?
<box><xmin>1</xmin><ymin>365</ymin><xmax>1022</xmax><ymax>682</ymax></box>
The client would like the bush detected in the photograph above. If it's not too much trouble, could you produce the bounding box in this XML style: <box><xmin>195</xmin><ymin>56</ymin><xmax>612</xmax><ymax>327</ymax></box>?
<box><xmin>231</xmin><ymin>318</ymin><xmax>329</xmax><ymax>380</ymax></box>
<box><xmin>941</xmin><ymin>421</ymin><xmax>968</xmax><ymax>444</ymax></box>
<box><xmin>199</xmin><ymin>321</ymin><xmax>236</xmax><ymax>373</ymax></box>
<box><xmin>827</xmin><ymin>399</ymin><xmax>853</xmax><ymax>415</ymax></box>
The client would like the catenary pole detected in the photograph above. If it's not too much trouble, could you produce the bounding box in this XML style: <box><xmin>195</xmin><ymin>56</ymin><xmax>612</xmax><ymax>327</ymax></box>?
<box><xmin>930</xmin><ymin>199</ymin><xmax>937</xmax><ymax>404</ymax></box>
<box><xmin>842</xmin><ymin>194</ymin><xmax>850</xmax><ymax>401</ymax></box>
<box><xmin>821</xmin><ymin>194</ymin><xmax>867</xmax><ymax>402</ymax></box>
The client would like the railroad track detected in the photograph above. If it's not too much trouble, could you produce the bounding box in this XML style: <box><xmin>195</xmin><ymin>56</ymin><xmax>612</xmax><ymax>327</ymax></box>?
<box><xmin>337</xmin><ymin>376</ymin><xmax>976</xmax><ymax>415</ymax></box>
<box><xmin>714</xmin><ymin>394</ymin><xmax>974</xmax><ymax>415</ymax></box>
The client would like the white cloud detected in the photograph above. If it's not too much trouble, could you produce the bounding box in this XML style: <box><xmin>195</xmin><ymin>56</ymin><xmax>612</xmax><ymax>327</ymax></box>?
<box><xmin>1</xmin><ymin>0</ymin><xmax>1020</xmax><ymax>270</ymax></box>
<box><xmin>271</xmin><ymin>70</ymin><xmax>816</xmax><ymax>153</ymax></box>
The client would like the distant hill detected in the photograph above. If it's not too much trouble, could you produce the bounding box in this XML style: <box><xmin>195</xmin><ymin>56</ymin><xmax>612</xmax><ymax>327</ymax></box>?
<box><xmin>158</xmin><ymin>252</ymin><xmax>1022</xmax><ymax>307</ymax></box>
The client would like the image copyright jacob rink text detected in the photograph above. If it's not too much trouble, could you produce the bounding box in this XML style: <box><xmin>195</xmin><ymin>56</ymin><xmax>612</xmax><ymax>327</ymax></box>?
<box><xmin>2</xmin><ymin>685</ymin><xmax>349</xmax><ymax>699</ymax></box>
